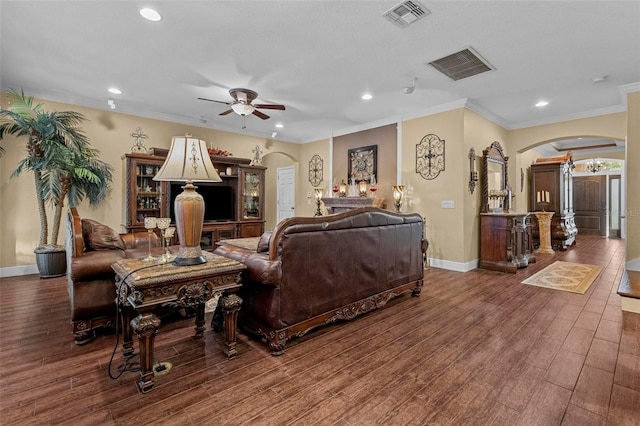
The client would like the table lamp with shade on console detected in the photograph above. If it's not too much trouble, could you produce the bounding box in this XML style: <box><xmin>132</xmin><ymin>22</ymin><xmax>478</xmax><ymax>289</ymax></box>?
<box><xmin>153</xmin><ymin>135</ymin><xmax>221</xmax><ymax>266</ymax></box>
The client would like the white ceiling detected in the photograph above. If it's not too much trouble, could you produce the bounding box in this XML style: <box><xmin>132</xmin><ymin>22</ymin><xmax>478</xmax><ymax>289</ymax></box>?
<box><xmin>1</xmin><ymin>1</ymin><xmax>639</xmax><ymax>153</ymax></box>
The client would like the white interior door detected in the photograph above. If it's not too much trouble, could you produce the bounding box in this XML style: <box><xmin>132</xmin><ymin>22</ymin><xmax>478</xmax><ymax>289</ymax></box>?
<box><xmin>277</xmin><ymin>166</ymin><xmax>295</xmax><ymax>224</ymax></box>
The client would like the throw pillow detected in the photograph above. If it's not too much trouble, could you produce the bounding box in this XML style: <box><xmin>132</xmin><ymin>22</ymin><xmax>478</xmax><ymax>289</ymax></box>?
<box><xmin>81</xmin><ymin>218</ymin><xmax>126</xmax><ymax>251</ymax></box>
<box><xmin>257</xmin><ymin>230</ymin><xmax>272</xmax><ymax>253</ymax></box>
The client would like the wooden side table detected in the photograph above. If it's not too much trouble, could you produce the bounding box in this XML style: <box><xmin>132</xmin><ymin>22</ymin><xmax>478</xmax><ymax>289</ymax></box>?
<box><xmin>112</xmin><ymin>251</ymin><xmax>245</xmax><ymax>393</ymax></box>
<box><xmin>534</xmin><ymin>211</ymin><xmax>555</xmax><ymax>254</ymax></box>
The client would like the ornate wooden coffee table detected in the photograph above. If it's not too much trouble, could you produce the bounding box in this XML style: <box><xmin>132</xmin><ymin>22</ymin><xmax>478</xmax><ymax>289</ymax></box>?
<box><xmin>112</xmin><ymin>251</ymin><xmax>245</xmax><ymax>393</ymax></box>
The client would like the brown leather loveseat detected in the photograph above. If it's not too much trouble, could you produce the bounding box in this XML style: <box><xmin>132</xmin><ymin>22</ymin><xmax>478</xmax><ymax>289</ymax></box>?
<box><xmin>66</xmin><ymin>207</ymin><xmax>160</xmax><ymax>344</ymax></box>
<box><xmin>214</xmin><ymin>207</ymin><xmax>426</xmax><ymax>355</ymax></box>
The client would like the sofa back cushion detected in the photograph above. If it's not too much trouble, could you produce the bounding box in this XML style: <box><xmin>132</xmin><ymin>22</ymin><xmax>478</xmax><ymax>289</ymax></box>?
<box><xmin>81</xmin><ymin>219</ymin><xmax>126</xmax><ymax>251</ymax></box>
<box><xmin>274</xmin><ymin>210</ymin><xmax>424</xmax><ymax>325</ymax></box>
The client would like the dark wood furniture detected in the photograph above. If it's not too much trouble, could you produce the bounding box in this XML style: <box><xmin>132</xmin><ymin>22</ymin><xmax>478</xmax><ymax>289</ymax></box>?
<box><xmin>478</xmin><ymin>141</ymin><xmax>534</xmax><ymax>273</ymax></box>
<box><xmin>123</xmin><ymin>153</ymin><xmax>168</xmax><ymax>233</ymax></box>
<box><xmin>123</xmin><ymin>152</ymin><xmax>266</xmax><ymax>247</ymax></box>
<box><xmin>529</xmin><ymin>153</ymin><xmax>577</xmax><ymax>250</ymax></box>
<box><xmin>479</xmin><ymin>213</ymin><xmax>536</xmax><ymax>273</ymax></box>
<box><xmin>214</xmin><ymin>207</ymin><xmax>426</xmax><ymax>355</ymax></box>
<box><xmin>321</xmin><ymin>196</ymin><xmax>386</xmax><ymax>214</ymax></box>
<box><xmin>112</xmin><ymin>251</ymin><xmax>245</xmax><ymax>393</ymax></box>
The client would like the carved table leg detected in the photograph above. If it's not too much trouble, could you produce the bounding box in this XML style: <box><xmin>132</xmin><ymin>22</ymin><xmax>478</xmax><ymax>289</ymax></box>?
<box><xmin>120</xmin><ymin>304</ymin><xmax>134</xmax><ymax>358</ymax></box>
<box><xmin>194</xmin><ymin>302</ymin><xmax>206</xmax><ymax>337</ymax></box>
<box><xmin>219</xmin><ymin>294</ymin><xmax>242</xmax><ymax>358</ymax></box>
<box><xmin>131</xmin><ymin>313</ymin><xmax>161</xmax><ymax>393</ymax></box>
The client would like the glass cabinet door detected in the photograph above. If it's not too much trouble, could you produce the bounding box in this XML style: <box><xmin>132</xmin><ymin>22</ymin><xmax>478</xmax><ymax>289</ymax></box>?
<box><xmin>241</xmin><ymin>170</ymin><xmax>263</xmax><ymax>220</ymax></box>
<box><xmin>135</xmin><ymin>162</ymin><xmax>163</xmax><ymax>223</ymax></box>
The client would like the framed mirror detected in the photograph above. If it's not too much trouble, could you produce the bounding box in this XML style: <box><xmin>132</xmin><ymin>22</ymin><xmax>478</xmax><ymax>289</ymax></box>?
<box><xmin>481</xmin><ymin>141</ymin><xmax>509</xmax><ymax>213</ymax></box>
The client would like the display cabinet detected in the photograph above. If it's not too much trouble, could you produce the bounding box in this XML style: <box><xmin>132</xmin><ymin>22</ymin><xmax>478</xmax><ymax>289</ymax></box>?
<box><xmin>123</xmin><ymin>153</ymin><xmax>168</xmax><ymax>233</ymax></box>
<box><xmin>124</xmin><ymin>152</ymin><xmax>266</xmax><ymax>247</ymax></box>
<box><xmin>238</xmin><ymin>165</ymin><xmax>266</xmax><ymax>238</ymax></box>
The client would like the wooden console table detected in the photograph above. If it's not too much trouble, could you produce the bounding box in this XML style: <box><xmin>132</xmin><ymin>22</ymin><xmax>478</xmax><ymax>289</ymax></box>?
<box><xmin>112</xmin><ymin>251</ymin><xmax>245</xmax><ymax>393</ymax></box>
<box><xmin>321</xmin><ymin>196</ymin><xmax>386</xmax><ymax>214</ymax></box>
<box><xmin>479</xmin><ymin>212</ymin><xmax>536</xmax><ymax>273</ymax></box>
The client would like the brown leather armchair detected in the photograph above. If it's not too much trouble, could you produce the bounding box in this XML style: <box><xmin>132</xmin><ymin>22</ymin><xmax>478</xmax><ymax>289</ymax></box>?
<box><xmin>66</xmin><ymin>207</ymin><xmax>160</xmax><ymax>344</ymax></box>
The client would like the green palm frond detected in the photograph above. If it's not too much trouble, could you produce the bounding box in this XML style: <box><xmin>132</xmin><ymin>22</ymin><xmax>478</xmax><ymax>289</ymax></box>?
<box><xmin>0</xmin><ymin>89</ymin><xmax>113</xmax><ymax>247</ymax></box>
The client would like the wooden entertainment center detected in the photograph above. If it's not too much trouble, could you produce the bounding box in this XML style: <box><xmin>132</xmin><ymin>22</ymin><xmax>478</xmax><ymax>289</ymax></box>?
<box><xmin>123</xmin><ymin>152</ymin><xmax>265</xmax><ymax>249</ymax></box>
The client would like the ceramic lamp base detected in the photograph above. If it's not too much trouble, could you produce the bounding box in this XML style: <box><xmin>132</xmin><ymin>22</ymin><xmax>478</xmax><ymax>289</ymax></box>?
<box><xmin>173</xmin><ymin>182</ymin><xmax>207</xmax><ymax>266</ymax></box>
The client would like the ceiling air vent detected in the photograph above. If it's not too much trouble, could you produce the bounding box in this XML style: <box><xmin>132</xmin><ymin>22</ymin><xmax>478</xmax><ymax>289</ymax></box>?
<box><xmin>428</xmin><ymin>47</ymin><xmax>494</xmax><ymax>81</ymax></box>
<box><xmin>383</xmin><ymin>1</ymin><xmax>430</xmax><ymax>28</ymax></box>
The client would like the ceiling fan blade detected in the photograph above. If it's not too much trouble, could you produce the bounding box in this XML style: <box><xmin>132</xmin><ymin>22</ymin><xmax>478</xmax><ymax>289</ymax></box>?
<box><xmin>219</xmin><ymin>109</ymin><xmax>234</xmax><ymax>116</ymax></box>
<box><xmin>253</xmin><ymin>104</ymin><xmax>286</xmax><ymax>110</ymax></box>
<box><xmin>198</xmin><ymin>97</ymin><xmax>232</xmax><ymax>105</ymax></box>
<box><xmin>252</xmin><ymin>110</ymin><xmax>270</xmax><ymax>120</ymax></box>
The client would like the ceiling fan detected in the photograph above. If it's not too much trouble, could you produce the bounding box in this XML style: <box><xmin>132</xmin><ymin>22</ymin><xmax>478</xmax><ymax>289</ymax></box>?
<box><xmin>198</xmin><ymin>88</ymin><xmax>285</xmax><ymax>120</ymax></box>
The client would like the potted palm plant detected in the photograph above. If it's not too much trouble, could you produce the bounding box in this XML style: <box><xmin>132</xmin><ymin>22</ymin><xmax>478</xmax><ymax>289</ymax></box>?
<box><xmin>0</xmin><ymin>89</ymin><xmax>113</xmax><ymax>278</ymax></box>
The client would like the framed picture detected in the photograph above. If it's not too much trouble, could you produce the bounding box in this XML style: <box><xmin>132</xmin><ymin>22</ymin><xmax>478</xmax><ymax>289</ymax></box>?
<box><xmin>348</xmin><ymin>145</ymin><xmax>377</xmax><ymax>183</ymax></box>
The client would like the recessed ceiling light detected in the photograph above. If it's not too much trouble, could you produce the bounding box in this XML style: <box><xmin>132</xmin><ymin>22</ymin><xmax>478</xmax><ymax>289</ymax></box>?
<box><xmin>139</xmin><ymin>8</ymin><xmax>162</xmax><ymax>22</ymax></box>
<box><xmin>361</xmin><ymin>93</ymin><xmax>373</xmax><ymax>100</ymax></box>
<box><xmin>592</xmin><ymin>76</ymin><xmax>607</xmax><ymax>83</ymax></box>
<box><xmin>275</xmin><ymin>123</ymin><xmax>284</xmax><ymax>128</ymax></box>
<box><xmin>535</xmin><ymin>100</ymin><xmax>548</xmax><ymax>107</ymax></box>
<box><xmin>108</xmin><ymin>88</ymin><xmax>122</xmax><ymax>95</ymax></box>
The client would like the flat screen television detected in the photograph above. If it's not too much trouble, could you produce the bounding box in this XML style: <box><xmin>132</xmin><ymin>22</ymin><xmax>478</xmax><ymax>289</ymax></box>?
<box><xmin>169</xmin><ymin>183</ymin><xmax>235</xmax><ymax>222</ymax></box>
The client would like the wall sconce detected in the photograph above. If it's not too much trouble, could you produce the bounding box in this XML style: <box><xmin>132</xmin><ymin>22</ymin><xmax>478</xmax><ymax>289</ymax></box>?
<box><xmin>339</xmin><ymin>180</ymin><xmax>347</xmax><ymax>198</ymax></box>
<box><xmin>358</xmin><ymin>181</ymin><xmax>368</xmax><ymax>197</ymax></box>
<box><xmin>313</xmin><ymin>188</ymin><xmax>324</xmax><ymax>217</ymax></box>
<box><xmin>468</xmin><ymin>147</ymin><xmax>478</xmax><ymax>194</ymax></box>
<box><xmin>392</xmin><ymin>185</ymin><xmax>405</xmax><ymax>212</ymax></box>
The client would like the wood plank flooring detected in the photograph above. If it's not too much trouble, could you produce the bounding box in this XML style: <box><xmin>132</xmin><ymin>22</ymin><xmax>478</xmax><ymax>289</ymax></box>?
<box><xmin>1</xmin><ymin>235</ymin><xmax>639</xmax><ymax>425</ymax></box>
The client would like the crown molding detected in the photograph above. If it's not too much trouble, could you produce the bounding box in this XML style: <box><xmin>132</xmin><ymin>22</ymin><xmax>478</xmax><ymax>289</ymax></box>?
<box><xmin>619</xmin><ymin>81</ymin><xmax>640</xmax><ymax>107</ymax></box>
<box><xmin>509</xmin><ymin>104</ymin><xmax>627</xmax><ymax>130</ymax></box>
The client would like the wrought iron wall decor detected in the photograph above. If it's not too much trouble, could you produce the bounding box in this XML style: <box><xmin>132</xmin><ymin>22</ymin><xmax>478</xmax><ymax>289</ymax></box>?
<box><xmin>348</xmin><ymin>145</ymin><xmax>377</xmax><ymax>183</ymax></box>
<box><xmin>416</xmin><ymin>134</ymin><xmax>445</xmax><ymax>180</ymax></box>
<box><xmin>308</xmin><ymin>154</ymin><xmax>323</xmax><ymax>187</ymax></box>
<box><xmin>130</xmin><ymin>127</ymin><xmax>150</xmax><ymax>153</ymax></box>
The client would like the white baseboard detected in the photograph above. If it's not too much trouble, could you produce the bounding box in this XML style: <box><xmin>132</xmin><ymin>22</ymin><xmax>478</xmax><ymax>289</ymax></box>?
<box><xmin>0</xmin><ymin>264</ymin><xmax>39</xmax><ymax>278</ymax></box>
<box><xmin>428</xmin><ymin>257</ymin><xmax>478</xmax><ymax>273</ymax></box>
<box><xmin>626</xmin><ymin>258</ymin><xmax>640</xmax><ymax>271</ymax></box>
<box><xmin>621</xmin><ymin>296</ymin><xmax>640</xmax><ymax>313</ymax></box>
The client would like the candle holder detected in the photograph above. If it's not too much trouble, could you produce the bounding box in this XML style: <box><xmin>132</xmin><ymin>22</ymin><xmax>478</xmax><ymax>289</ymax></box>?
<box><xmin>162</xmin><ymin>226</ymin><xmax>176</xmax><ymax>262</ymax></box>
<box><xmin>156</xmin><ymin>217</ymin><xmax>171</xmax><ymax>262</ymax></box>
<box><xmin>143</xmin><ymin>217</ymin><xmax>158</xmax><ymax>262</ymax></box>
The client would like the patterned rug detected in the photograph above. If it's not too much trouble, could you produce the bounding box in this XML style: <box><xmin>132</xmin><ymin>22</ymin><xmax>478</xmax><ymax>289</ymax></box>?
<box><xmin>521</xmin><ymin>261</ymin><xmax>603</xmax><ymax>294</ymax></box>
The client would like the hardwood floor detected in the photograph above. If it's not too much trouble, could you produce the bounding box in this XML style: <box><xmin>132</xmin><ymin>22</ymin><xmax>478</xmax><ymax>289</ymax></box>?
<box><xmin>1</xmin><ymin>235</ymin><xmax>638</xmax><ymax>425</ymax></box>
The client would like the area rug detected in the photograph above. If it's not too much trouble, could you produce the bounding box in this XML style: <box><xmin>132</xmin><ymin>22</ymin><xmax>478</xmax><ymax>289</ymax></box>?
<box><xmin>521</xmin><ymin>261</ymin><xmax>603</xmax><ymax>294</ymax></box>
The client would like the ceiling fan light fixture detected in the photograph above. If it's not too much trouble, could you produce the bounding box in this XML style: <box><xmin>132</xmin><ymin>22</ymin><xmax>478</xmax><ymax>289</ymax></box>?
<box><xmin>232</xmin><ymin>103</ymin><xmax>255</xmax><ymax>116</ymax></box>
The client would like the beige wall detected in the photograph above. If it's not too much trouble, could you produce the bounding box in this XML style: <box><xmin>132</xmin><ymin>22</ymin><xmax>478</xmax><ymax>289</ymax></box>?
<box><xmin>463</xmin><ymin>110</ymin><xmax>510</xmax><ymax>264</ymax></box>
<box><xmin>1</xmin><ymin>93</ymin><xmax>635</xmax><ymax>271</ymax></box>
<box><xmin>333</xmin><ymin>124</ymin><xmax>397</xmax><ymax>205</ymax></box>
<box><xmin>626</xmin><ymin>91</ymin><xmax>640</xmax><ymax>265</ymax></box>
<box><xmin>402</xmin><ymin>109</ymin><xmax>466</xmax><ymax>264</ymax></box>
<box><xmin>298</xmin><ymin>139</ymin><xmax>331</xmax><ymax>217</ymax></box>
<box><xmin>0</xmin><ymin>94</ymin><xmax>300</xmax><ymax>267</ymax></box>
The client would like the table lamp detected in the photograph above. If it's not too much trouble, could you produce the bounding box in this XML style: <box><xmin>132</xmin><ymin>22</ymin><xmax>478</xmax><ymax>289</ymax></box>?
<box><xmin>153</xmin><ymin>135</ymin><xmax>221</xmax><ymax>266</ymax></box>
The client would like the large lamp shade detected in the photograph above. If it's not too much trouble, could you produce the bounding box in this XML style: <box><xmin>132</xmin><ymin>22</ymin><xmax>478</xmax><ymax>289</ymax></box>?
<box><xmin>153</xmin><ymin>136</ymin><xmax>221</xmax><ymax>265</ymax></box>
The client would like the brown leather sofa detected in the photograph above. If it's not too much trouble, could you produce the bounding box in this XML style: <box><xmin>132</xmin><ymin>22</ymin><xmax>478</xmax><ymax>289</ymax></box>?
<box><xmin>214</xmin><ymin>207</ymin><xmax>427</xmax><ymax>355</ymax></box>
<box><xmin>65</xmin><ymin>207</ymin><xmax>160</xmax><ymax>344</ymax></box>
